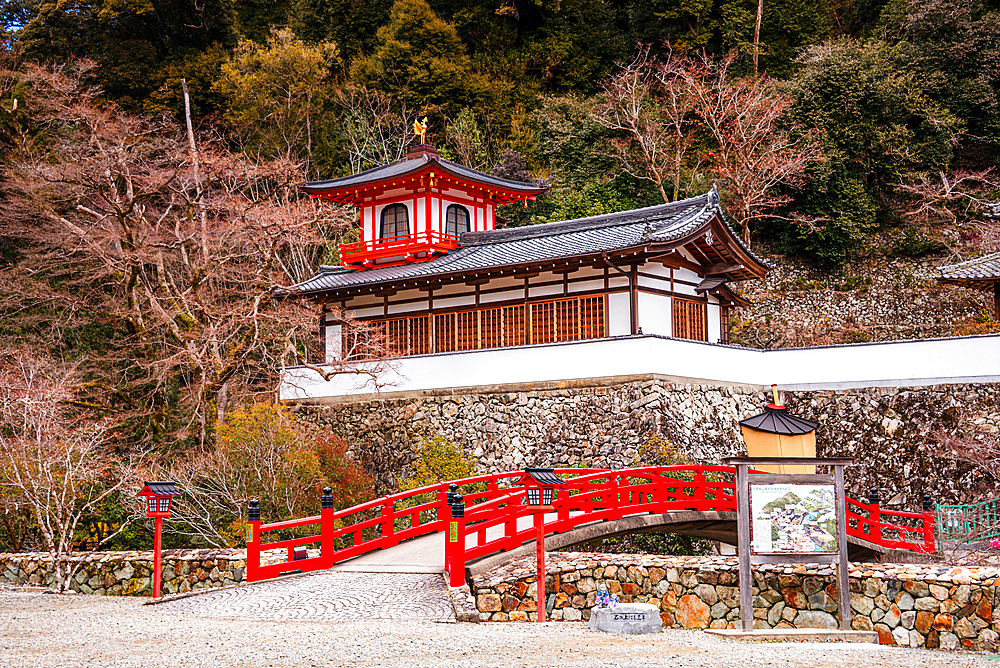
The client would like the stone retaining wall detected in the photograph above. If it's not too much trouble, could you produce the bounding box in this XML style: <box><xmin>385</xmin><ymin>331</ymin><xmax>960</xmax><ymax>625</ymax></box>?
<box><xmin>0</xmin><ymin>549</ymin><xmax>247</xmax><ymax>595</ymax></box>
<box><xmin>296</xmin><ymin>380</ymin><xmax>999</xmax><ymax>504</ymax></box>
<box><xmin>471</xmin><ymin>553</ymin><xmax>1000</xmax><ymax>651</ymax></box>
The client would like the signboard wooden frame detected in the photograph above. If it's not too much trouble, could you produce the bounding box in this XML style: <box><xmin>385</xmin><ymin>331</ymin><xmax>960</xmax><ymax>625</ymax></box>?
<box><xmin>724</xmin><ymin>457</ymin><xmax>853</xmax><ymax>632</ymax></box>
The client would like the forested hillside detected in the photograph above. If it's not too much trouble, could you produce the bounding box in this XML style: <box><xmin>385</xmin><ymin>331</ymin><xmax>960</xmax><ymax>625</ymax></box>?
<box><xmin>0</xmin><ymin>0</ymin><xmax>997</xmax><ymax>554</ymax></box>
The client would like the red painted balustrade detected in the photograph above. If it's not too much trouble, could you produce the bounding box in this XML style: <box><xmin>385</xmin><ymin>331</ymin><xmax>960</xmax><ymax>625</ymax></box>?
<box><xmin>245</xmin><ymin>466</ymin><xmax>935</xmax><ymax>584</ymax></box>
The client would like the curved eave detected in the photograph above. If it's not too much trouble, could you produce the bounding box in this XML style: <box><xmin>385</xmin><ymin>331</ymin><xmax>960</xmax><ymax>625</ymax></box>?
<box><xmin>659</xmin><ymin>213</ymin><xmax>769</xmax><ymax>281</ymax></box>
<box><xmin>300</xmin><ymin>158</ymin><xmax>548</xmax><ymax>205</ymax></box>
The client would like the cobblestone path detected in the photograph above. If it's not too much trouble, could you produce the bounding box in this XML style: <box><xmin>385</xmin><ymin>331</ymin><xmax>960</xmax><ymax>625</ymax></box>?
<box><xmin>158</xmin><ymin>571</ymin><xmax>457</xmax><ymax>623</ymax></box>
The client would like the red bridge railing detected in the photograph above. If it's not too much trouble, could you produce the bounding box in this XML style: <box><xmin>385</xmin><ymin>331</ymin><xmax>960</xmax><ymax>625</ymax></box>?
<box><xmin>245</xmin><ymin>466</ymin><xmax>935</xmax><ymax>584</ymax></box>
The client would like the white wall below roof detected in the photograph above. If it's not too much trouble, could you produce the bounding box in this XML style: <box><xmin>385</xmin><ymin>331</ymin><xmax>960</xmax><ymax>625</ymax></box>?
<box><xmin>281</xmin><ymin>333</ymin><xmax>1000</xmax><ymax>401</ymax></box>
<box><xmin>638</xmin><ymin>291</ymin><xmax>671</xmax><ymax>337</ymax></box>
<box><xmin>707</xmin><ymin>302</ymin><xmax>721</xmax><ymax>343</ymax></box>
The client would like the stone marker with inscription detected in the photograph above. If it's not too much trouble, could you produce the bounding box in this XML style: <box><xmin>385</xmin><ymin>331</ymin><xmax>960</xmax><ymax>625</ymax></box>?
<box><xmin>587</xmin><ymin>603</ymin><xmax>662</xmax><ymax>635</ymax></box>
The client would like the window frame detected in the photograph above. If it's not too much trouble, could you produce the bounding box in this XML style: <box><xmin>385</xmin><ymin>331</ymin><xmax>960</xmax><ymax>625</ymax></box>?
<box><xmin>445</xmin><ymin>204</ymin><xmax>471</xmax><ymax>238</ymax></box>
<box><xmin>379</xmin><ymin>203</ymin><xmax>410</xmax><ymax>240</ymax></box>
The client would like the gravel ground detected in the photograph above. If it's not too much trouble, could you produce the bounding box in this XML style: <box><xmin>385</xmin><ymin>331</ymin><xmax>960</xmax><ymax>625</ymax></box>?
<box><xmin>1</xmin><ymin>586</ymin><xmax>998</xmax><ymax>668</ymax></box>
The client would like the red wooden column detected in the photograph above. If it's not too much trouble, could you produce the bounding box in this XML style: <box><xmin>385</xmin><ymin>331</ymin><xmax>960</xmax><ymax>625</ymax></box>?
<box><xmin>534</xmin><ymin>510</ymin><xmax>546</xmax><ymax>622</ymax></box>
<box><xmin>152</xmin><ymin>515</ymin><xmax>163</xmax><ymax>598</ymax></box>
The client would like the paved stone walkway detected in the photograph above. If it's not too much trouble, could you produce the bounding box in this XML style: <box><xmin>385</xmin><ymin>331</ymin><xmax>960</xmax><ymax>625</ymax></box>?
<box><xmin>158</xmin><ymin>571</ymin><xmax>457</xmax><ymax>623</ymax></box>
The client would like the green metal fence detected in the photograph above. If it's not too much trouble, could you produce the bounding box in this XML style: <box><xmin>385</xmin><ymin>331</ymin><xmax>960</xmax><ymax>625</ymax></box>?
<box><xmin>936</xmin><ymin>497</ymin><xmax>1000</xmax><ymax>542</ymax></box>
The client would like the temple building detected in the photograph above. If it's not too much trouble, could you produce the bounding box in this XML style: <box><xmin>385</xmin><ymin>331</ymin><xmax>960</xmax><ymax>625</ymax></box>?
<box><xmin>282</xmin><ymin>143</ymin><xmax>770</xmax><ymax>398</ymax></box>
<box><xmin>937</xmin><ymin>251</ymin><xmax>1000</xmax><ymax>321</ymax></box>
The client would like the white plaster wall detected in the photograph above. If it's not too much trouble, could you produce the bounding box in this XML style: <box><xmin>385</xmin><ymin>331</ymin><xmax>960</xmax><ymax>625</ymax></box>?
<box><xmin>607</xmin><ymin>292</ymin><xmax>631</xmax><ymax>336</ymax></box>
<box><xmin>707</xmin><ymin>302</ymin><xmax>722</xmax><ymax>343</ymax></box>
<box><xmin>280</xmin><ymin>334</ymin><xmax>1000</xmax><ymax>400</ymax></box>
<box><xmin>673</xmin><ymin>268</ymin><xmax>701</xmax><ymax>297</ymax></box>
<box><xmin>435</xmin><ymin>295</ymin><xmax>478</xmax><ymax>310</ymax></box>
<box><xmin>568</xmin><ymin>279</ymin><xmax>606</xmax><ymax>295</ymax></box>
<box><xmin>479</xmin><ymin>288</ymin><xmax>523</xmax><ymax>305</ymax></box>
<box><xmin>528</xmin><ymin>282</ymin><xmax>563</xmax><ymax>299</ymax></box>
<box><xmin>638</xmin><ymin>291</ymin><xmax>671</xmax><ymax>337</ymax></box>
<box><xmin>325</xmin><ymin>323</ymin><xmax>342</xmax><ymax>362</ymax></box>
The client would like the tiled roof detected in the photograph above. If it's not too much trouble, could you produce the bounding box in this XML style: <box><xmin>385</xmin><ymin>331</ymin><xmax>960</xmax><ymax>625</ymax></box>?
<box><xmin>286</xmin><ymin>192</ymin><xmax>769</xmax><ymax>296</ymax></box>
<box><xmin>938</xmin><ymin>251</ymin><xmax>1000</xmax><ymax>289</ymax></box>
<box><xmin>301</xmin><ymin>153</ymin><xmax>547</xmax><ymax>195</ymax></box>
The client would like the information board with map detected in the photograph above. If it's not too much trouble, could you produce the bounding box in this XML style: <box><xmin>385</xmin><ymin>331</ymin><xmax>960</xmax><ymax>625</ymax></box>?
<box><xmin>749</xmin><ymin>483</ymin><xmax>838</xmax><ymax>554</ymax></box>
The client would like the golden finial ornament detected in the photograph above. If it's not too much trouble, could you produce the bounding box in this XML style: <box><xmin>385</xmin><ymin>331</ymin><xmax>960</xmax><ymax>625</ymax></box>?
<box><xmin>413</xmin><ymin>117</ymin><xmax>428</xmax><ymax>144</ymax></box>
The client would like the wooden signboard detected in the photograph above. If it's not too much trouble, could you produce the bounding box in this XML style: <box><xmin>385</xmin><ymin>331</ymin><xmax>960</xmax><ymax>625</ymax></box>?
<box><xmin>724</xmin><ymin>457</ymin><xmax>853</xmax><ymax>632</ymax></box>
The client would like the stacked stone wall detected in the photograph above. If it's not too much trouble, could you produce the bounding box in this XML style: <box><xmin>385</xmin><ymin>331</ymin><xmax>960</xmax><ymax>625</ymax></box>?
<box><xmin>0</xmin><ymin>549</ymin><xmax>247</xmax><ymax>595</ymax></box>
<box><xmin>296</xmin><ymin>380</ymin><xmax>999</xmax><ymax>505</ymax></box>
<box><xmin>471</xmin><ymin>553</ymin><xmax>1000</xmax><ymax>652</ymax></box>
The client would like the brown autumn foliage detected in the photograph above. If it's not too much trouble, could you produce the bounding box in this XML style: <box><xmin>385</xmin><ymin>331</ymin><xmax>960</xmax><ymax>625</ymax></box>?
<box><xmin>0</xmin><ymin>60</ymin><xmax>354</xmax><ymax>448</ymax></box>
<box><xmin>595</xmin><ymin>50</ymin><xmax>823</xmax><ymax>246</ymax></box>
<box><xmin>0</xmin><ymin>351</ymin><xmax>140</xmax><ymax>589</ymax></box>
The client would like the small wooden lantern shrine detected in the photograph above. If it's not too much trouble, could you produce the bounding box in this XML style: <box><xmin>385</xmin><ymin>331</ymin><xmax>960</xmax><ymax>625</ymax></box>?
<box><xmin>520</xmin><ymin>468</ymin><xmax>565</xmax><ymax>508</ymax></box>
<box><xmin>136</xmin><ymin>481</ymin><xmax>179</xmax><ymax>598</ymax></box>
<box><xmin>520</xmin><ymin>468</ymin><xmax>566</xmax><ymax>622</ymax></box>
<box><xmin>739</xmin><ymin>386</ymin><xmax>819</xmax><ymax>474</ymax></box>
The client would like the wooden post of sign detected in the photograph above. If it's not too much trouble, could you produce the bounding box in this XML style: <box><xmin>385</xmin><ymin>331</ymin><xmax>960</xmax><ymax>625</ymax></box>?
<box><xmin>727</xmin><ymin>457</ymin><xmax>855</xmax><ymax>633</ymax></box>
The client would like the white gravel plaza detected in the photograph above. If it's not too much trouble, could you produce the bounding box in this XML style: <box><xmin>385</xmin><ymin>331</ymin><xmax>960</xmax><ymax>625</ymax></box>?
<box><xmin>0</xmin><ymin>579</ymin><xmax>997</xmax><ymax>668</ymax></box>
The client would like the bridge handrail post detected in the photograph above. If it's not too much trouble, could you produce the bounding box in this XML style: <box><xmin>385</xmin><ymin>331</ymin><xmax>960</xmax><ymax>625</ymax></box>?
<box><xmin>446</xmin><ymin>493</ymin><xmax>467</xmax><ymax>587</ymax></box>
<box><xmin>693</xmin><ymin>467</ymin><xmax>706</xmax><ymax>509</ymax></box>
<box><xmin>609</xmin><ymin>473</ymin><xmax>622</xmax><ymax>520</ymax></box>
<box><xmin>868</xmin><ymin>488</ymin><xmax>880</xmax><ymax>540</ymax></box>
<box><xmin>321</xmin><ymin>487</ymin><xmax>335</xmax><ymax>568</ymax></box>
<box><xmin>381</xmin><ymin>499</ymin><xmax>395</xmax><ymax>547</ymax></box>
<box><xmin>922</xmin><ymin>494</ymin><xmax>935</xmax><ymax>553</ymax></box>
<box><xmin>246</xmin><ymin>499</ymin><xmax>261</xmax><ymax>583</ymax></box>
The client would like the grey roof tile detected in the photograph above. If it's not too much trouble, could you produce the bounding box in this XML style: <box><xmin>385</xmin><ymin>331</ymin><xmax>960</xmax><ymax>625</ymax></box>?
<box><xmin>938</xmin><ymin>251</ymin><xmax>1000</xmax><ymax>285</ymax></box>
<box><xmin>286</xmin><ymin>192</ymin><xmax>767</xmax><ymax>295</ymax></box>
<box><xmin>301</xmin><ymin>153</ymin><xmax>546</xmax><ymax>194</ymax></box>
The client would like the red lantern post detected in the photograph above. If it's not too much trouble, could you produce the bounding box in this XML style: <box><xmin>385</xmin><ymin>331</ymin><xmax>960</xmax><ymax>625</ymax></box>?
<box><xmin>136</xmin><ymin>482</ymin><xmax>179</xmax><ymax>598</ymax></box>
<box><xmin>518</xmin><ymin>468</ymin><xmax>566</xmax><ymax>622</ymax></box>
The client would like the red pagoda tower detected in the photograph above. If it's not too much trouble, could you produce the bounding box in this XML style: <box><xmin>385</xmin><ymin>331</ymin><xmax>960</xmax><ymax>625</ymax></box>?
<box><xmin>301</xmin><ymin>144</ymin><xmax>548</xmax><ymax>270</ymax></box>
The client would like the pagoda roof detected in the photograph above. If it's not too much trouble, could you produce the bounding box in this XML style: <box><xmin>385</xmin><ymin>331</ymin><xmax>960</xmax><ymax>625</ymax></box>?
<box><xmin>300</xmin><ymin>145</ymin><xmax>548</xmax><ymax>205</ymax></box>
<box><xmin>284</xmin><ymin>191</ymin><xmax>770</xmax><ymax>299</ymax></box>
<box><xmin>739</xmin><ymin>406</ymin><xmax>818</xmax><ymax>436</ymax></box>
<box><xmin>937</xmin><ymin>251</ymin><xmax>1000</xmax><ymax>290</ymax></box>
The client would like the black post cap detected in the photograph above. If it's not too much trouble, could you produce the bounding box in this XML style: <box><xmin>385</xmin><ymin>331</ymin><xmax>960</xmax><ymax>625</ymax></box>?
<box><xmin>869</xmin><ymin>487</ymin><xmax>879</xmax><ymax>507</ymax></box>
<box><xmin>451</xmin><ymin>492</ymin><xmax>465</xmax><ymax>519</ymax></box>
<box><xmin>447</xmin><ymin>483</ymin><xmax>459</xmax><ymax>506</ymax></box>
<box><xmin>248</xmin><ymin>498</ymin><xmax>260</xmax><ymax>522</ymax></box>
<box><xmin>322</xmin><ymin>487</ymin><xmax>334</xmax><ymax>509</ymax></box>
<box><xmin>922</xmin><ymin>494</ymin><xmax>932</xmax><ymax>512</ymax></box>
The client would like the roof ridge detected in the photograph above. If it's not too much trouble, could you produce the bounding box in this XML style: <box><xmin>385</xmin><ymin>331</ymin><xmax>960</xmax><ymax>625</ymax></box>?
<box><xmin>462</xmin><ymin>196</ymin><xmax>709</xmax><ymax>247</ymax></box>
<box><xmin>939</xmin><ymin>250</ymin><xmax>1000</xmax><ymax>272</ymax></box>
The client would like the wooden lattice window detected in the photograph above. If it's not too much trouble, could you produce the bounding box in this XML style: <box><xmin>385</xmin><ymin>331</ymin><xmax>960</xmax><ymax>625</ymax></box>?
<box><xmin>672</xmin><ymin>298</ymin><xmax>707</xmax><ymax>341</ymax></box>
<box><xmin>410</xmin><ymin>315</ymin><xmax>431</xmax><ymax>355</ymax></box>
<box><xmin>435</xmin><ymin>312</ymin><xmax>457</xmax><ymax>353</ymax></box>
<box><xmin>530</xmin><ymin>301</ymin><xmax>556</xmax><ymax>344</ymax></box>
<box><xmin>346</xmin><ymin>295</ymin><xmax>607</xmax><ymax>358</ymax></box>
<box><xmin>720</xmin><ymin>306</ymin><xmax>730</xmax><ymax>345</ymax></box>
<box><xmin>445</xmin><ymin>204</ymin><xmax>470</xmax><ymax>237</ymax></box>
<box><xmin>456</xmin><ymin>310</ymin><xmax>479</xmax><ymax>351</ymax></box>
<box><xmin>579</xmin><ymin>296</ymin><xmax>605</xmax><ymax>340</ymax></box>
<box><xmin>379</xmin><ymin>203</ymin><xmax>409</xmax><ymax>239</ymax></box>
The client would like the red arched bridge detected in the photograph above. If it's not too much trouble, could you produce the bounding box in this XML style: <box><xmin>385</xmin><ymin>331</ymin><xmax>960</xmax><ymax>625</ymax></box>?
<box><xmin>246</xmin><ymin>466</ymin><xmax>935</xmax><ymax>586</ymax></box>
